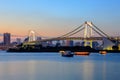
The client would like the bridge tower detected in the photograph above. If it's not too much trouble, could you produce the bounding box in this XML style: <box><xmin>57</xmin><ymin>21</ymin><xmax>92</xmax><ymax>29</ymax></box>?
<box><xmin>84</xmin><ymin>21</ymin><xmax>93</xmax><ymax>48</ymax></box>
<box><xmin>28</xmin><ymin>30</ymin><xmax>36</xmax><ymax>42</ymax></box>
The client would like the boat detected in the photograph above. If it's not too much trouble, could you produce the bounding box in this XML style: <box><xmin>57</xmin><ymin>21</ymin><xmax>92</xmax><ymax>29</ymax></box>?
<box><xmin>99</xmin><ymin>51</ymin><xmax>107</xmax><ymax>55</ymax></box>
<box><xmin>59</xmin><ymin>51</ymin><xmax>74</xmax><ymax>57</ymax></box>
<box><xmin>74</xmin><ymin>52</ymin><xmax>90</xmax><ymax>56</ymax></box>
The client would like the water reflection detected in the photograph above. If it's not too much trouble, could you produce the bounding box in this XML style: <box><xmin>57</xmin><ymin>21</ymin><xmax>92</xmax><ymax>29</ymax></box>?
<box><xmin>0</xmin><ymin>52</ymin><xmax>119</xmax><ymax>80</ymax></box>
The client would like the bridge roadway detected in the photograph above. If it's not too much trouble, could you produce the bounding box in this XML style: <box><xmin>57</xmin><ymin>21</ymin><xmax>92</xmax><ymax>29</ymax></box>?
<box><xmin>42</xmin><ymin>37</ymin><xmax>103</xmax><ymax>41</ymax></box>
<box><xmin>29</xmin><ymin>37</ymin><xmax>120</xmax><ymax>44</ymax></box>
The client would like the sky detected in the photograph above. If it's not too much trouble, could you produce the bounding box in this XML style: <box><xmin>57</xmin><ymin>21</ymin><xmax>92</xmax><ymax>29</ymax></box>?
<box><xmin>0</xmin><ymin>0</ymin><xmax>120</xmax><ymax>37</ymax></box>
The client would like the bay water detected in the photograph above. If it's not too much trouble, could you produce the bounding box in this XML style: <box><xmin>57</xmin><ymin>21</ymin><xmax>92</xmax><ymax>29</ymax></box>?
<box><xmin>0</xmin><ymin>51</ymin><xmax>120</xmax><ymax>80</ymax></box>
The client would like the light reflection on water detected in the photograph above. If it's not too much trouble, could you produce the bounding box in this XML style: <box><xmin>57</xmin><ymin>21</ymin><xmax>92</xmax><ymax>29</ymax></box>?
<box><xmin>0</xmin><ymin>51</ymin><xmax>120</xmax><ymax>80</ymax></box>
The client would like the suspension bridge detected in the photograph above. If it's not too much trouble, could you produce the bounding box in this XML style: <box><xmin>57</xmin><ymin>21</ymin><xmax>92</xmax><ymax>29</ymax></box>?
<box><xmin>22</xmin><ymin>21</ymin><xmax>120</xmax><ymax>50</ymax></box>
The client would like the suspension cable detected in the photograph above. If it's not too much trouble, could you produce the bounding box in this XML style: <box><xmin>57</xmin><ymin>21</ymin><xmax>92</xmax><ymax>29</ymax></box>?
<box><xmin>59</xmin><ymin>23</ymin><xmax>84</xmax><ymax>37</ymax></box>
<box><xmin>64</xmin><ymin>27</ymin><xmax>85</xmax><ymax>37</ymax></box>
<box><xmin>91</xmin><ymin>23</ymin><xmax>110</xmax><ymax>38</ymax></box>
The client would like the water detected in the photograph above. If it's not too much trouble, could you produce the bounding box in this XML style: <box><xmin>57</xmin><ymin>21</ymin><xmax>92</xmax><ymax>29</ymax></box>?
<box><xmin>0</xmin><ymin>51</ymin><xmax>120</xmax><ymax>80</ymax></box>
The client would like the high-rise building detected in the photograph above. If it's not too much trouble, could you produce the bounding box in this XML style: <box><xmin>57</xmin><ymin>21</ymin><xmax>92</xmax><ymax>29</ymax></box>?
<box><xmin>3</xmin><ymin>33</ymin><xmax>11</xmax><ymax>45</ymax></box>
<box><xmin>16</xmin><ymin>38</ymin><xmax>21</xmax><ymax>44</ymax></box>
<box><xmin>37</xmin><ymin>37</ymin><xmax>41</xmax><ymax>41</ymax></box>
<box><xmin>66</xmin><ymin>40</ymin><xmax>74</xmax><ymax>46</ymax></box>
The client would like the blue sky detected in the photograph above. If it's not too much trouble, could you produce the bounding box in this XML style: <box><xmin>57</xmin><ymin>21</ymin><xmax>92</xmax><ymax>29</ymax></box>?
<box><xmin>0</xmin><ymin>0</ymin><xmax>120</xmax><ymax>37</ymax></box>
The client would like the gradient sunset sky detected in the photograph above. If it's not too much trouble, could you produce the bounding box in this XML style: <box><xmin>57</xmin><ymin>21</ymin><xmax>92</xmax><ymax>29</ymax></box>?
<box><xmin>0</xmin><ymin>0</ymin><xmax>120</xmax><ymax>37</ymax></box>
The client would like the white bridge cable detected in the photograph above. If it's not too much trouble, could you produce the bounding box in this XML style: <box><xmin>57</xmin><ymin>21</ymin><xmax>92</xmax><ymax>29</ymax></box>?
<box><xmin>35</xmin><ymin>31</ymin><xmax>51</xmax><ymax>39</ymax></box>
<box><xmin>91</xmin><ymin>23</ymin><xmax>110</xmax><ymax>38</ymax></box>
<box><xmin>59</xmin><ymin>23</ymin><xmax>84</xmax><ymax>37</ymax></box>
<box><xmin>64</xmin><ymin>27</ymin><xmax>85</xmax><ymax>37</ymax></box>
<box><xmin>87</xmin><ymin>24</ymin><xmax>106</xmax><ymax>37</ymax></box>
<box><xmin>30</xmin><ymin>22</ymin><xmax>113</xmax><ymax>42</ymax></box>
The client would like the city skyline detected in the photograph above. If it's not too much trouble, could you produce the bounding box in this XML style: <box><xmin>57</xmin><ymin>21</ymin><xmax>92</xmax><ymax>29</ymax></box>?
<box><xmin>0</xmin><ymin>0</ymin><xmax>120</xmax><ymax>37</ymax></box>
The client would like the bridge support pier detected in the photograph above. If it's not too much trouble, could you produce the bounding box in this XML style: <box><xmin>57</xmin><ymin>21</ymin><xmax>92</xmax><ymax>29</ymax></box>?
<box><xmin>84</xmin><ymin>40</ymin><xmax>93</xmax><ymax>48</ymax></box>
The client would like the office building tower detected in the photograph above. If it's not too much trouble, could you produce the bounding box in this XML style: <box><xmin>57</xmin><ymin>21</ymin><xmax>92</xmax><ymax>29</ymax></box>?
<box><xmin>3</xmin><ymin>33</ymin><xmax>11</xmax><ymax>45</ymax></box>
<box><xmin>66</xmin><ymin>40</ymin><xmax>74</xmax><ymax>46</ymax></box>
<box><xmin>16</xmin><ymin>38</ymin><xmax>21</xmax><ymax>44</ymax></box>
<box><xmin>37</xmin><ymin>37</ymin><xmax>41</xmax><ymax>41</ymax></box>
